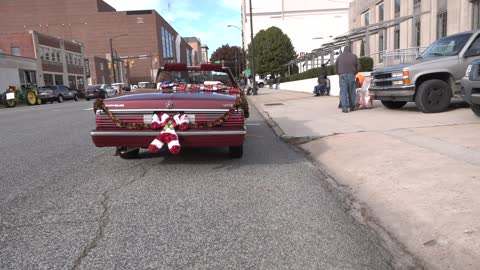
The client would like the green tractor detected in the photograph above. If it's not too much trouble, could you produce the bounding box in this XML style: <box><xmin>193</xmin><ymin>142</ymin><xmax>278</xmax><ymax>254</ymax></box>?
<box><xmin>2</xmin><ymin>85</ymin><xmax>42</xmax><ymax>108</ymax></box>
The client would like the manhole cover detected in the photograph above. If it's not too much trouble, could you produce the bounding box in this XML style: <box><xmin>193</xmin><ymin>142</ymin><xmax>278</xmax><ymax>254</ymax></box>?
<box><xmin>264</xmin><ymin>103</ymin><xmax>285</xmax><ymax>106</ymax></box>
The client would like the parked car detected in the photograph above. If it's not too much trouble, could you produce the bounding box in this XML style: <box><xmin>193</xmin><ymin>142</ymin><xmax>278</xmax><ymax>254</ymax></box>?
<box><xmin>90</xmin><ymin>63</ymin><xmax>249</xmax><ymax>159</ymax></box>
<box><xmin>255</xmin><ymin>74</ymin><xmax>274</xmax><ymax>88</ymax></box>
<box><xmin>85</xmin><ymin>84</ymin><xmax>116</xmax><ymax>100</ymax></box>
<box><xmin>461</xmin><ymin>58</ymin><xmax>480</xmax><ymax>117</ymax></box>
<box><xmin>37</xmin><ymin>85</ymin><xmax>79</xmax><ymax>103</ymax></box>
<box><xmin>111</xmin><ymin>83</ymin><xmax>130</xmax><ymax>93</ymax></box>
<box><xmin>370</xmin><ymin>30</ymin><xmax>480</xmax><ymax>113</ymax></box>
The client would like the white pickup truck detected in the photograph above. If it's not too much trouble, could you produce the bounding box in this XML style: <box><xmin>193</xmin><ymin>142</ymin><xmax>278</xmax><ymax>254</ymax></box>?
<box><xmin>369</xmin><ymin>30</ymin><xmax>480</xmax><ymax>113</ymax></box>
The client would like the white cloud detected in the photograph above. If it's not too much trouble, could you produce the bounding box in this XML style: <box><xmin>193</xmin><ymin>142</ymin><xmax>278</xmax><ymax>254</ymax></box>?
<box><xmin>103</xmin><ymin>0</ymin><xmax>160</xmax><ymax>11</ymax></box>
<box><xmin>220</xmin><ymin>0</ymin><xmax>242</xmax><ymax>10</ymax></box>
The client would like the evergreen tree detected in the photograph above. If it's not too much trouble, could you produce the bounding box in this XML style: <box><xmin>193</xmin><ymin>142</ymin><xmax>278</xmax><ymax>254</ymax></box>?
<box><xmin>246</xmin><ymin>26</ymin><xmax>296</xmax><ymax>77</ymax></box>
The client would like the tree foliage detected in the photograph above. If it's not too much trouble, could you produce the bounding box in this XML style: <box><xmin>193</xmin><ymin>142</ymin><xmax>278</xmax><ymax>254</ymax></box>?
<box><xmin>360</xmin><ymin>40</ymin><xmax>365</xmax><ymax>57</ymax></box>
<box><xmin>247</xmin><ymin>26</ymin><xmax>296</xmax><ymax>77</ymax></box>
<box><xmin>209</xmin><ymin>44</ymin><xmax>245</xmax><ymax>78</ymax></box>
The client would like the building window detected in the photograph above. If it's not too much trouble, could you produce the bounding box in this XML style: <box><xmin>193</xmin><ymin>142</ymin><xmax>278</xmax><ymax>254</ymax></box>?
<box><xmin>473</xmin><ymin>0</ymin><xmax>480</xmax><ymax>30</ymax></box>
<box><xmin>378</xmin><ymin>2</ymin><xmax>384</xmax><ymax>22</ymax></box>
<box><xmin>44</xmin><ymin>74</ymin><xmax>54</xmax><ymax>85</ymax></box>
<box><xmin>19</xmin><ymin>69</ymin><xmax>37</xmax><ymax>87</ymax></box>
<box><xmin>54</xmin><ymin>74</ymin><xmax>64</xmax><ymax>85</ymax></box>
<box><xmin>363</xmin><ymin>10</ymin><xmax>370</xmax><ymax>26</ymax></box>
<box><xmin>161</xmin><ymin>26</ymin><xmax>175</xmax><ymax>61</ymax></box>
<box><xmin>414</xmin><ymin>0</ymin><xmax>421</xmax><ymax>6</ymax></box>
<box><xmin>394</xmin><ymin>0</ymin><xmax>401</xmax><ymax>17</ymax></box>
<box><xmin>77</xmin><ymin>77</ymin><xmax>85</xmax><ymax>90</ymax></box>
<box><xmin>394</xmin><ymin>27</ymin><xmax>400</xmax><ymax>50</ymax></box>
<box><xmin>51</xmin><ymin>50</ymin><xmax>57</xmax><ymax>62</ymax></box>
<box><xmin>0</xmin><ymin>48</ymin><xmax>3</xmax><ymax>54</ymax></box>
<box><xmin>11</xmin><ymin>47</ymin><xmax>21</xmax><ymax>56</ymax></box>
<box><xmin>437</xmin><ymin>0</ymin><xmax>448</xmax><ymax>38</ymax></box>
<box><xmin>186</xmin><ymin>49</ymin><xmax>190</xmax><ymax>66</ymax></box>
<box><xmin>68</xmin><ymin>76</ymin><xmax>77</xmax><ymax>90</ymax></box>
<box><xmin>379</xmin><ymin>32</ymin><xmax>384</xmax><ymax>63</ymax></box>
<box><xmin>100</xmin><ymin>62</ymin><xmax>104</xmax><ymax>70</ymax></box>
<box><xmin>39</xmin><ymin>46</ymin><xmax>63</xmax><ymax>63</ymax></box>
<box><xmin>414</xmin><ymin>21</ymin><xmax>421</xmax><ymax>47</ymax></box>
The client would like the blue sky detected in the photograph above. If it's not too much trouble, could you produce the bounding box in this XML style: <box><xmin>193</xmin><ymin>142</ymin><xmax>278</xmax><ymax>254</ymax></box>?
<box><xmin>103</xmin><ymin>0</ymin><xmax>243</xmax><ymax>60</ymax></box>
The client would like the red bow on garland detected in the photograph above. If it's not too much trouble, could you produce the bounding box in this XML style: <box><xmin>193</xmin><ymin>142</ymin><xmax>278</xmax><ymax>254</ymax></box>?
<box><xmin>148</xmin><ymin>113</ymin><xmax>190</xmax><ymax>155</ymax></box>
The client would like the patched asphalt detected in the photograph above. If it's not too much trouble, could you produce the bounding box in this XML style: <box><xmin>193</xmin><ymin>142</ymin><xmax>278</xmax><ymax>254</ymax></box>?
<box><xmin>0</xmin><ymin>100</ymin><xmax>392</xmax><ymax>269</ymax></box>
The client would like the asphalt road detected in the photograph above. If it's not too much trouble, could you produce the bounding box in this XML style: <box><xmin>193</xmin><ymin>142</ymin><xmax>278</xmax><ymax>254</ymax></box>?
<box><xmin>0</xmin><ymin>100</ymin><xmax>393</xmax><ymax>269</ymax></box>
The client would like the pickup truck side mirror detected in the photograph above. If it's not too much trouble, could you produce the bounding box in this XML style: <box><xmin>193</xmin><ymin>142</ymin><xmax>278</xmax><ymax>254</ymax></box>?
<box><xmin>463</xmin><ymin>48</ymin><xmax>480</xmax><ymax>58</ymax></box>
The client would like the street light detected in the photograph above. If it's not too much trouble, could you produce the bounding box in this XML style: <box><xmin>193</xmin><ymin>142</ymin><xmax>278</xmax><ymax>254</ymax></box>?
<box><xmin>227</xmin><ymin>25</ymin><xmax>244</xmax><ymax>79</ymax></box>
<box><xmin>248</xmin><ymin>0</ymin><xmax>257</xmax><ymax>95</ymax></box>
<box><xmin>109</xmin><ymin>33</ymin><xmax>128</xmax><ymax>83</ymax></box>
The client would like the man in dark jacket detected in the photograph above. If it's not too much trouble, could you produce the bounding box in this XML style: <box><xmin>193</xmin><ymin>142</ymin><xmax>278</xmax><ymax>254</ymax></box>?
<box><xmin>314</xmin><ymin>64</ymin><xmax>328</xmax><ymax>96</ymax></box>
<box><xmin>335</xmin><ymin>46</ymin><xmax>360</xmax><ymax>113</ymax></box>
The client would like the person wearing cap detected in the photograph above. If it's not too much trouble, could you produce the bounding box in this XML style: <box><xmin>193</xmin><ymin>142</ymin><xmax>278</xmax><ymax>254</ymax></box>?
<box><xmin>335</xmin><ymin>46</ymin><xmax>361</xmax><ymax>113</ymax></box>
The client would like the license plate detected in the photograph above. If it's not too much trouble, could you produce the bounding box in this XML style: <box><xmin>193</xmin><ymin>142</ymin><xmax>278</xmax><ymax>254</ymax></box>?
<box><xmin>143</xmin><ymin>114</ymin><xmax>195</xmax><ymax>124</ymax></box>
<box><xmin>6</xmin><ymin>92</ymin><xmax>15</xmax><ymax>100</ymax></box>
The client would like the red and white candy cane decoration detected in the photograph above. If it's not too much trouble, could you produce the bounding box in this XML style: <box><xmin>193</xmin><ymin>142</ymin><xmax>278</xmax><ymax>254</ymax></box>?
<box><xmin>148</xmin><ymin>113</ymin><xmax>189</xmax><ymax>155</ymax></box>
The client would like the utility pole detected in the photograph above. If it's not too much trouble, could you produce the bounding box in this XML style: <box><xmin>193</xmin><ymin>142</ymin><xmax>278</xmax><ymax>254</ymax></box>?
<box><xmin>234</xmin><ymin>48</ymin><xmax>238</xmax><ymax>79</ymax></box>
<box><xmin>249</xmin><ymin>0</ymin><xmax>257</xmax><ymax>95</ymax></box>
<box><xmin>109</xmin><ymin>37</ymin><xmax>116</xmax><ymax>83</ymax></box>
<box><xmin>109</xmin><ymin>34</ymin><xmax>128</xmax><ymax>84</ymax></box>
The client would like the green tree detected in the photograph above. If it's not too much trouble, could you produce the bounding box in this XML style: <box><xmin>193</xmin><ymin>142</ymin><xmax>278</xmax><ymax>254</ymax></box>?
<box><xmin>209</xmin><ymin>44</ymin><xmax>245</xmax><ymax>78</ymax></box>
<box><xmin>247</xmin><ymin>26</ymin><xmax>296</xmax><ymax>77</ymax></box>
<box><xmin>360</xmin><ymin>40</ymin><xmax>365</xmax><ymax>57</ymax></box>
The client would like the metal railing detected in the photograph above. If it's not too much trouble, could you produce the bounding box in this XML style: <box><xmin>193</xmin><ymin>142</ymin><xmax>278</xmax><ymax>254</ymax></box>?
<box><xmin>369</xmin><ymin>47</ymin><xmax>427</xmax><ymax>69</ymax></box>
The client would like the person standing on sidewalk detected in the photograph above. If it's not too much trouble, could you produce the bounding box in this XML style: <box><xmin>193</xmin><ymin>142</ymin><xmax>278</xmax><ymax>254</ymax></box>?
<box><xmin>335</xmin><ymin>46</ymin><xmax>360</xmax><ymax>113</ymax></box>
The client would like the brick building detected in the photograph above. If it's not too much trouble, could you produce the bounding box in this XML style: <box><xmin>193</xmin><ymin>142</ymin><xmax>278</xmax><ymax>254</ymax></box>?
<box><xmin>0</xmin><ymin>0</ymin><xmax>195</xmax><ymax>85</ymax></box>
<box><xmin>184</xmin><ymin>37</ymin><xmax>202</xmax><ymax>66</ymax></box>
<box><xmin>0</xmin><ymin>31</ymin><xmax>86</xmax><ymax>91</ymax></box>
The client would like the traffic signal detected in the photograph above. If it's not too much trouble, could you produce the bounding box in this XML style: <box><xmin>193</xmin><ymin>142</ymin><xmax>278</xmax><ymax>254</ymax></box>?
<box><xmin>108</xmin><ymin>62</ymin><xmax>112</xmax><ymax>69</ymax></box>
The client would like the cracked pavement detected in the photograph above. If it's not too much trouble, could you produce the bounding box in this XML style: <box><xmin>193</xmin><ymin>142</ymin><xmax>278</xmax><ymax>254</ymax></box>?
<box><xmin>0</xmin><ymin>100</ymin><xmax>393</xmax><ymax>269</ymax></box>
<box><xmin>249</xmin><ymin>88</ymin><xmax>480</xmax><ymax>270</ymax></box>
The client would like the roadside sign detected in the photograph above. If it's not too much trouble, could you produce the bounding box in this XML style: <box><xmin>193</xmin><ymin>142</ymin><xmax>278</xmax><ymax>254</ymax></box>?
<box><xmin>84</xmin><ymin>59</ymin><xmax>90</xmax><ymax>78</ymax></box>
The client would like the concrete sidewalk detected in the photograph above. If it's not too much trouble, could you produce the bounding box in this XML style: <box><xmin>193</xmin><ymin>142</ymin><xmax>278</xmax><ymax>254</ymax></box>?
<box><xmin>248</xmin><ymin>88</ymin><xmax>480</xmax><ymax>270</ymax></box>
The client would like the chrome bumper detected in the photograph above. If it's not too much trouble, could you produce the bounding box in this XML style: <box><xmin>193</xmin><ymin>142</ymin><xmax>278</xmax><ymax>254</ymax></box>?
<box><xmin>369</xmin><ymin>85</ymin><xmax>415</xmax><ymax>101</ymax></box>
<box><xmin>91</xmin><ymin>130</ymin><xmax>247</xmax><ymax>137</ymax></box>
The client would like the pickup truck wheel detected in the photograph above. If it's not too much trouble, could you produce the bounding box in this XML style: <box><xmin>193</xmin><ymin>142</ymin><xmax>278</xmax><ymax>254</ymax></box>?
<box><xmin>471</xmin><ymin>104</ymin><xmax>480</xmax><ymax>117</ymax></box>
<box><xmin>57</xmin><ymin>95</ymin><xmax>64</xmax><ymax>103</ymax></box>
<box><xmin>258</xmin><ymin>83</ymin><xmax>264</xmax><ymax>88</ymax></box>
<box><xmin>381</xmin><ymin>101</ymin><xmax>407</xmax><ymax>109</ymax></box>
<box><xmin>229</xmin><ymin>144</ymin><xmax>243</xmax><ymax>158</ymax></box>
<box><xmin>119</xmin><ymin>148</ymin><xmax>139</xmax><ymax>159</ymax></box>
<box><xmin>415</xmin><ymin>79</ymin><xmax>451</xmax><ymax>113</ymax></box>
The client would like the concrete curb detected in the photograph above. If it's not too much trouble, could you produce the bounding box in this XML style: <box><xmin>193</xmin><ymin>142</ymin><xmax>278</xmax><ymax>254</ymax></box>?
<box><xmin>249</xmin><ymin>96</ymin><xmax>424</xmax><ymax>269</ymax></box>
<box><xmin>248</xmin><ymin>97</ymin><xmax>322</xmax><ymax>145</ymax></box>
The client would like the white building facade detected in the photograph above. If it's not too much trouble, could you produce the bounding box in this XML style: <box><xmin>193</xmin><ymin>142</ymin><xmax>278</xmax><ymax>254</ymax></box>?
<box><xmin>349</xmin><ymin>0</ymin><xmax>480</xmax><ymax>67</ymax></box>
<box><xmin>241</xmin><ymin>0</ymin><xmax>350</xmax><ymax>72</ymax></box>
